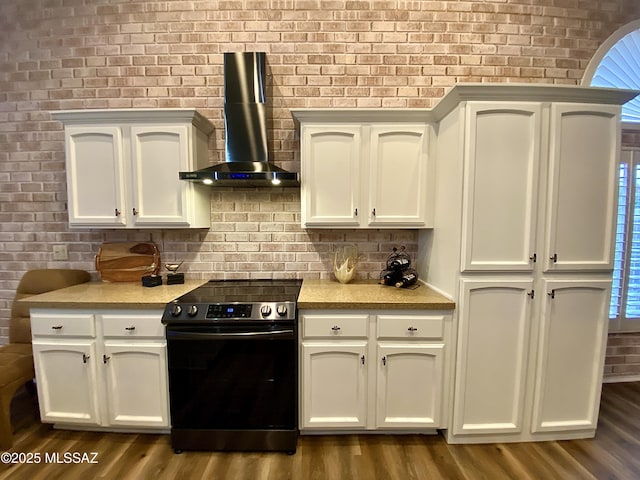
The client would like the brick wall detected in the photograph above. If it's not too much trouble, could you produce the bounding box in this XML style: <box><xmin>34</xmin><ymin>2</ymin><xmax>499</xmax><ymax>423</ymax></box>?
<box><xmin>1</xmin><ymin>1</ymin><xmax>639</xmax><ymax>348</ymax></box>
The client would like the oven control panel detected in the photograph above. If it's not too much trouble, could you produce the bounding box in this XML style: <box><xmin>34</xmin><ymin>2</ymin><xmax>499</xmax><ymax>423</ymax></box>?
<box><xmin>163</xmin><ymin>301</ymin><xmax>297</xmax><ymax>323</ymax></box>
<box><xmin>207</xmin><ymin>304</ymin><xmax>253</xmax><ymax>319</ymax></box>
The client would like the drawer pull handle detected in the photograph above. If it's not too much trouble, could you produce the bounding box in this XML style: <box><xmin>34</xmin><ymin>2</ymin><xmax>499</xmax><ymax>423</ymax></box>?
<box><xmin>382</xmin><ymin>356</ymin><xmax>387</xmax><ymax>366</ymax></box>
<box><xmin>82</xmin><ymin>354</ymin><xmax>90</xmax><ymax>364</ymax></box>
<box><xmin>331</xmin><ymin>325</ymin><xmax>341</xmax><ymax>332</ymax></box>
<box><xmin>361</xmin><ymin>355</ymin><xmax>365</xmax><ymax>365</ymax></box>
<box><xmin>103</xmin><ymin>355</ymin><xmax>110</xmax><ymax>364</ymax></box>
<box><xmin>51</xmin><ymin>325</ymin><xmax>63</xmax><ymax>330</ymax></box>
<box><xmin>408</xmin><ymin>326</ymin><xmax>418</xmax><ymax>332</ymax></box>
<box><xmin>125</xmin><ymin>326</ymin><xmax>136</xmax><ymax>331</ymax></box>
<box><xmin>550</xmin><ymin>253</ymin><xmax>558</xmax><ymax>263</ymax></box>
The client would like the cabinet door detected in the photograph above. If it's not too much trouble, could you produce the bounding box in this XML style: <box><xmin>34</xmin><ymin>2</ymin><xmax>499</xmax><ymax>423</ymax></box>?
<box><xmin>461</xmin><ymin>103</ymin><xmax>542</xmax><ymax>272</ymax></box>
<box><xmin>368</xmin><ymin>125</ymin><xmax>429</xmax><ymax>227</ymax></box>
<box><xmin>103</xmin><ymin>341</ymin><xmax>169</xmax><ymax>428</ymax></box>
<box><xmin>453</xmin><ymin>280</ymin><xmax>533</xmax><ymax>435</ymax></box>
<box><xmin>301</xmin><ymin>342</ymin><xmax>367</xmax><ymax>429</ymax></box>
<box><xmin>65</xmin><ymin>127</ymin><xmax>127</xmax><ymax>227</ymax></box>
<box><xmin>32</xmin><ymin>340</ymin><xmax>101</xmax><ymax>425</ymax></box>
<box><xmin>130</xmin><ymin>126</ymin><xmax>191</xmax><ymax>226</ymax></box>
<box><xmin>300</xmin><ymin>125</ymin><xmax>362</xmax><ymax>227</ymax></box>
<box><xmin>544</xmin><ymin>104</ymin><xmax>620</xmax><ymax>271</ymax></box>
<box><xmin>376</xmin><ymin>343</ymin><xmax>444</xmax><ymax>428</ymax></box>
<box><xmin>531</xmin><ymin>279</ymin><xmax>610</xmax><ymax>433</ymax></box>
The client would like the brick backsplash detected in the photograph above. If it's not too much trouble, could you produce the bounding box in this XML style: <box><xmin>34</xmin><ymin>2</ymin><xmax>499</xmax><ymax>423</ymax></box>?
<box><xmin>2</xmin><ymin>0</ymin><xmax>640</xmax><ymax>347</ymax></box>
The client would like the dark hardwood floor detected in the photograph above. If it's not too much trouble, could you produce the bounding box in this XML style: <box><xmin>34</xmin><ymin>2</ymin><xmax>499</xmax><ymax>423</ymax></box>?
<box><xmin>1</xmin><ymin>382</ymin><xmax>640</xmax><ymax>479</ymax></box>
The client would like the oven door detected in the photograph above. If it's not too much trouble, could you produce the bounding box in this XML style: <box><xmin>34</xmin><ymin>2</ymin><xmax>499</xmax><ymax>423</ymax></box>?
<box><xmin>166</xmin><ymin>323</ymin><xmax>297</xmax><ymax>431</ymax></box>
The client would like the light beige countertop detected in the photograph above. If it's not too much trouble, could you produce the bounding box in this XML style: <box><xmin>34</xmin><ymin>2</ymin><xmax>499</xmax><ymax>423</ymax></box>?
<box><xmin>19</xmin><ymin>280</ymin><xmax>207</xmax><ymax>309</ymax></box>
<box><xmin>298</xmin><ymin>279</ymin><xmax>455</xmax><ymax>310</ymax></box>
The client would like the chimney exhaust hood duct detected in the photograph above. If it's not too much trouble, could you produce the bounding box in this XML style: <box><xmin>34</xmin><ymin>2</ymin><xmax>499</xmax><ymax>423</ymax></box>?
<box><xmin>180</xmin><ymin>52</ymin><xmax>299</xmax><ymax>187</ymax></box>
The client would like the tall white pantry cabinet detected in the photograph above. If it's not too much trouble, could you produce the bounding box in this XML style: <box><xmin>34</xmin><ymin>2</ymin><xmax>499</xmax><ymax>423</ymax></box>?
<box><xmin>421</xmin><ymin>85</ymin><xmax>637</xmax><ymax>443</ymax></box>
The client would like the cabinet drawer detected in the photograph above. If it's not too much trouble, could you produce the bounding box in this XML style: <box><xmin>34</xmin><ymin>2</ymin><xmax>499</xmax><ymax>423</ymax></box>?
<box><xmin>377</xmin><ymin>314</ymin><xmax>445</xmax><ymax>340</ymax></box>
<box><xmin>302</xmin><ymin>314</ymin><xmax>369</xmax><ymax>339</ymax></box>
<box><xmin>101</xmin><ymin>313</ymin><xmax>164</xmax><ymax>338</ymax></box>
<box><xmin>31</xmin><ymin>312</ymin><xmax>95</xmax><ymax>338</ymax></box>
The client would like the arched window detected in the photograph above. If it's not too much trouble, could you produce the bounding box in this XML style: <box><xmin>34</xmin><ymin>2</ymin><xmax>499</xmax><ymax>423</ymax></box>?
<box><xmin>583</xmin><ymin>20</ymin><xmax>640</xmax><ymax>122</ymax></box>
<box><xmin>583</xmin><ymin>20</ymin><xmax>640</xmax><ymax>331</ymax></box>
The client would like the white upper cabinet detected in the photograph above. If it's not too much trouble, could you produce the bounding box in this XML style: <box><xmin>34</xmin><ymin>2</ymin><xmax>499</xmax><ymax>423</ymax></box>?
<box><xmin>300</xmin><ymin>125</ymin><xmax>362</xmax><ymax>227</ymax></box>
<box><xmin>461</xmin><ymin>103</ymin><xmax>542</xmax><ymax>272</ymax></box>
<box><xmin>460</xmin><ymin>102</ymin><xmax>620</xmax><ymax>273</ymax></box>
<box><xmin>368</xmin><ymin>125</ymin><xmax>429</xmax><ymax>226</ymax></box>
<box><xmin>544</xmin><ymin>104</ymin><xmax>620</xmax><ymax>272</ymax></box>
<box><xmin>293</xmin><ymin>110</ymin><xmax>433</xmax><ymax>229</ymax></box>
<box><xmin>53</xmin><ymin>109</ymin><xmax>213</xmax><ymax>229</ymax></box>
<box><xmin>64</xmin><ymin>126</ymin><xmax>128</xmax><ymax>227</ymax></box>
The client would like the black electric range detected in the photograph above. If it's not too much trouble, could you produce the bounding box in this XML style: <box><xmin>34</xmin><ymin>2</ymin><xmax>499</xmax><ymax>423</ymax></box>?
<box><xmin>161</xmin><ymin>279</ymin><xmax>303</xmax><ymax>454</ymax></box>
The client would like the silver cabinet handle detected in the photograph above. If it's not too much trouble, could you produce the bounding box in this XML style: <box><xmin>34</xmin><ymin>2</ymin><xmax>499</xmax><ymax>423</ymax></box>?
<box><xmin>331</xmin><ymin>325</ymin><xmax>341</xmax><ymax>332</ymax></box>
<box><xmin>51</xmin><ymin>325</ymin><xmax>63</xmax><ymax>330</ymax></box>
<box><xmin>550</xmin><ymin>253</ymin><xmax>558</xmax><ymax>263</ymax></box>
<box><xmin>372</xmin><ymin>208</ymin><xmax>376</xmax><ymax>216</ymax></box>
<box><xmin>82</xmin><ymin>354</ymin><xmax>90</xmax><ymax>364</ymax></box>
<box><xmin>407</xmin><ymin>326</ymin><xmax>418</xmax><ymax>332</ymax></box>
<box><xmin>354</xmin><ymin>208</ymin><xmax>358</xmax><ymax>217</ymax></box>
<box><xmin>115</xmin><ymin>208</ymin><xmax>121</xmax><ymax>217</ymax></box>
<box><xmin>382</xmin><ymin>356</ymin><xmax>387</xmax><ymax>366</ymax></box>
<box><xmin>527</xmin><ymin>290</ymin><xmax>535</xmax><ymax>299</ymax></box>
<box><xmin>133</xmin><ymin>208</ymin><xmax>138</xmax><ymax>216</ymax></box>
<box><xmin>361</xmin><ymin>355</ymin><xmax>365</xmax><ymax>365</ymax></box>
<box><xmin>103</xmin><ymin>354</ymin><xmax>110</xmax><ymax>364</ymax></box>
<box><xmin>548</xmin><ymin>289</ymin><xmax>556</xmax><ymax>299</ymax></box>
<box><xmin>529</xmin><ymin>253</ymin><xmax>536</xmax><ymax>262</ymax></box>
<box><xmin>125</xmin><ymin>326</ymin><xmax>136</xmax><ymax>331</ymax></box>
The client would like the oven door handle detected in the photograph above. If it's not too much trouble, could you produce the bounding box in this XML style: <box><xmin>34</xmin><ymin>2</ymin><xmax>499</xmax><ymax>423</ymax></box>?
<box><xmin>166</xmin><ymin>329</ymin><xmax>295</xmax><ymax>340</ymax></box>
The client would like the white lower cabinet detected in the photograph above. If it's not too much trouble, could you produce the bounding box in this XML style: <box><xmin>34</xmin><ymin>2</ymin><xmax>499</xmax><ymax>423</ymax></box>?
<box><xmin>450</xmin><ymin>278</ymin><xmax>610</xmax><ymax>443</ymax></box>
<box><xmin>31</xmin><ymin>309</ymin><xmax>169</xmax><ymax>431</ymax></box>
<box><xmin>32</xmin><ymin>340</ymin><xmax>101</xmax><ymax>425</ymax></box>
<box><xmin>302</xmin><ymin>342</ymin><xmax>368</xmax><ymax>429</ymax></box>
<box><xmin>376</xmin><ymin>343</ymin><xmax>444</xmax><ymax>428</ymax></box>
<box><xmin>300</xmin><ymin>310</ymin><xmax>450</xmax><ymax>432</ymax></box>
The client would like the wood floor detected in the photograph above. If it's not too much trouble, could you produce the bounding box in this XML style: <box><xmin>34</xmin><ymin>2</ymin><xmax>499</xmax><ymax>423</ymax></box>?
<box><xmin>1</xmin><ymin>382</ymin><xmax>640</xmax><ymax>479</ymax></box>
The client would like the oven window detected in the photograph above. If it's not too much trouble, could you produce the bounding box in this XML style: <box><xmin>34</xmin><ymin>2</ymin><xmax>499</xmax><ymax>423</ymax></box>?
<box><xmin>167</xmin><ymin>327</ymin><xmax>297</xmax><ymax>430</ymax></box>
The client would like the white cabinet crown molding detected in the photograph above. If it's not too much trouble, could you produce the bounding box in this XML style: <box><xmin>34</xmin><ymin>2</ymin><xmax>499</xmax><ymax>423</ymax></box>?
<box><xmin>51</xmin><ymin>108</ymin><xmax>214</xmax><ymax>134</ymax></box>
<box><xmin>292</xmin><ymin>84</ymin><xmax>638</xmax><ymax>127</ymax></box>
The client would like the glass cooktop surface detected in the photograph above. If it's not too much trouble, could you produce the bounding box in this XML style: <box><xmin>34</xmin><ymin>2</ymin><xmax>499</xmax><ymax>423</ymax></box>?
<box><xmin>175</xmin><ymin>279</ymin><xmax>302</xmax><ymax>304</ymax></box>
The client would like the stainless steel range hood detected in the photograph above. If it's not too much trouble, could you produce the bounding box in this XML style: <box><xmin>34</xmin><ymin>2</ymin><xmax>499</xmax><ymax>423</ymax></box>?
<box><xmin>180</xmin><ymin>52</ymin><xmax>299</xmax><ymax>187</ymax></box>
